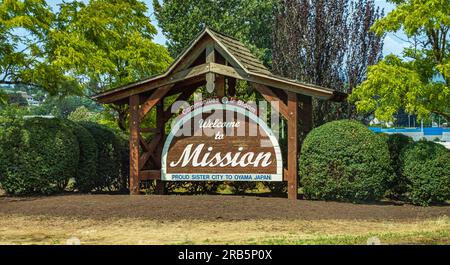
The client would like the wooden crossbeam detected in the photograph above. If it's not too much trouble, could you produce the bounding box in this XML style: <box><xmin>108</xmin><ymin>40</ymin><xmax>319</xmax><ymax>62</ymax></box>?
<box><xmin>139</xmin><ymin>134</ymin><xmax>162</xmax><ymax>170</ymax></box>
<box><xmin>252</xmin><ymin>83</ymin><xmax>289</xmax><ymax>119</ymax></box>
<box><xmin>139</xmin><ymin>84</ymin><xmax>173</xmax><ymax>120</ymax></box>
<box><xmin>163</xmin><ymin>86</ymin><xmax>199</xmax><ymax>122</ymax></box>
<box><xmin>270</xmin><ymin>87</ymin><xmax>288</xmax><ymax>105</ymax></box>
<box><xmin>139</xmin><ymin>135</ymin><xmax>149</xmax><ymax>151</ymax></box>
<box><xmin>164</xmin><ymin>79</ymin><xmax>206</xmax><ymax>97</ymax></box>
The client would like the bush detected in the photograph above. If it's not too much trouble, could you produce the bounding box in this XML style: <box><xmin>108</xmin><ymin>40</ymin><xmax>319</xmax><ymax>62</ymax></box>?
<box><xmin>78</xmin><ymin>122</ymin><xmax>124</xmax><ymax>191</ymax></box>
<box><xmin>229</xmin><ymin>182</ymin><xmax>258</xmax><ymax>195</ymax></box>
<box><xmin>401</xmin><ymin>141</ymin><xmax>450</xmax><ymax>206</ymax></box>
<box><xmin>0</xmin><ymin>118</ymin><xmax>79</xmax><ymax>195</ymax></box>
<box><xmin>64</xmin><ymin>120</ymin><xmax>98</xmax><ymax>192</ymax></box>
<box><xmin>263</xmin><ymin>182</ymin><xmax>287</xmax><ymax>195</ymax></box>
<box><xmin>383</xmin><ymin>133</ymin><xmax>413</xmax><ymax>198</ymax></box>
<box><xmin>115</xmin><ymin>132</ymin><xmax>129</xmax><ymax>192</ymax></box>
<box><xmin>299</xmin><ymin>120</ymin><xmax>393</xmax><ymax>202</ymax></box>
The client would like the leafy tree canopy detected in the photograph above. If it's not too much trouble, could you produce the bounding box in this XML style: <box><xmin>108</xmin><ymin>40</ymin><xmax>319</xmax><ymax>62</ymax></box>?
<box><xmin>0</xmin><ymin>0</ymin><xmax>80</xmax><ymax>96</ymax></box>
<box><xmin>49</xmin><ymin>0</ymin><xmax>172</xmax><ymax>130</ymax></box>
<box><xmin>1</xmin><ymin>0</ymin><xmax>172</xmax><ymax>131</ymax></box>
<box><xmin>153</xmin><ymin>0</ymin><xmax>275</xmax><ymax>64</ymax></box>
<box><xmin>51</xmin><ymin>0</ymin><xmax>172</xmax><ymax>92</ymax></box>
<box><xmin>350</xmin><ymin>0</ymin><xmax>450</xmax><ymax>122</ymax></box>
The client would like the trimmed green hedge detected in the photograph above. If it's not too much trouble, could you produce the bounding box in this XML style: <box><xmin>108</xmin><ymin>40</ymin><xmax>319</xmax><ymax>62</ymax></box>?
<box><xmin>0</xmin><ymin>118</ymin><xmax>79</xmax><ymax>195</ymax></box>
<box><xmin>78</xmin><ymin>122</ymin><xmax>125</xmax><ymax>192</ymax></box>
<box><xmin>64</xmin><ymin>120</ymin><xmax>98</xmax><ymax>192</ymax></box>
<box><xmin>0</xmin><ymin>117</ymin><xmax>129</xmax><ymax>195</ymax></box>
<box><xmin>401</xmin><ymin>141</ymin><xmax>450</xmax><ymax>206</ymax></box>
<box><xmin>299</xmin><ymin>120</ymin><xmax>394</xmax><ymax>202</ymax></box>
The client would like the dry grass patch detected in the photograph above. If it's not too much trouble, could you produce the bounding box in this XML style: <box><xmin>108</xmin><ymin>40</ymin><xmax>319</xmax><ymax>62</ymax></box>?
<box><xmin>0</xmin><ymin>215</ymin><xmax>449</xmax><ymax>245</ymax></box>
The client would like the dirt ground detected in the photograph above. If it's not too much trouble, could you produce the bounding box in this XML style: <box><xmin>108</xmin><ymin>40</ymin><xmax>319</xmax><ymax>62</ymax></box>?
<box><xmin>0</xmin><ymin>194</ymin><xmax>449</xmax><ymax>221</ymax></box>
<box><xmin>1</xmin><ymin>195</ymin><xmax>450</xmax><ymax>244</ymax></box>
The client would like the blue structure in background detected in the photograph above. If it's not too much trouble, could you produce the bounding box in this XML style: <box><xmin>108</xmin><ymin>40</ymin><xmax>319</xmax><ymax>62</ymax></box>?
<box><xmin>369</xmin><ymin>127</ymin><xmax>450</xmax><ymax>141</ymax></box>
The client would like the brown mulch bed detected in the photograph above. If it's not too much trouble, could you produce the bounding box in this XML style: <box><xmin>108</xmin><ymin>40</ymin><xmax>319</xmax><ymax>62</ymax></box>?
<box><xmin>0</xmin><ymin>194</ymin><xmax>449</xmax><ymax>221</ymax></box>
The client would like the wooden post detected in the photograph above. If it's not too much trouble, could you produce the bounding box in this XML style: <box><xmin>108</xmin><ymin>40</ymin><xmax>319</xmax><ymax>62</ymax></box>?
<box><xmin>216</xmin><ymin>75</ymin><xmax>225</xmax><ymax>97</ymax></box>
<box><xmin>129</xmin><ymin>94</ymin><xmax>140</xmax><ymax>195</ymax></box>
<box><xmin>206</xmin><ymin>45</ymin><xmax>215</xmax><ymax>93</ymax></box>
<box><xmin>155</xmin><ymin>100</ymin><xmax>165</xmax><ymax>194</ymax></box>
<box><xmin>287</xmin><ymin>92</ymin><xmax>298</xmax><ymax>200</ymax></box>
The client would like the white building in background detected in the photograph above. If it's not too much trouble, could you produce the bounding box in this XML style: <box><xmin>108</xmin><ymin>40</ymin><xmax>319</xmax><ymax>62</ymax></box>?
<box><xmin>16</xmin><ymin>91</ymin><xmax>43</xmax><ymax>106</ymax></box>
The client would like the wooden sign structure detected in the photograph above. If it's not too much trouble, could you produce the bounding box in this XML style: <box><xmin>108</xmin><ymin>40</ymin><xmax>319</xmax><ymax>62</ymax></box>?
<box><xmin>92</xmin><ymin>27</ymin><xmax>345</xmax><ymax>199</ymax></box>
<box><xmin>162</xmin><ymin>99</ymin><xmax>283</xmax><ymax>182</ymax></box>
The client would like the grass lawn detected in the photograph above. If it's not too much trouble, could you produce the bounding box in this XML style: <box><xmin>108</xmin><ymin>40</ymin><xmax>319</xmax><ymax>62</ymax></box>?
<box><xmin>0</xmin><ymin>215</ymin><xmax>449</xmax><ymax>245</ymax></box>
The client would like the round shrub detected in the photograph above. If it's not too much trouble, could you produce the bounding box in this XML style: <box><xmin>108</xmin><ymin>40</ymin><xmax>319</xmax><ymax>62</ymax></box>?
<box><xmin>0</xmin><ymin>118</ymin><xmax>79</xmax><ymax>195</ymax></box>
<box><xmin>401</xmin><ymin>141</ymin><xmax>450</xmax><ymax>206</ymax></box>
<box><xmin>299</xmin><ymin>120</ymin><xmax>393</xmax><ymax>202</ymax></box>
<box><xmin>78</xmin><ymin>122</ymin><xmax>122</xmax><ymax>191</ymax></box>
<box><xmin>64</xmin><ymin>120</ymin><xmax>98</xmax><ymax>192</ymax></box>
<box><xmin>383</xmin><ymin>133</ymin><xmax>413</xmax><ymax>198</ymax></box>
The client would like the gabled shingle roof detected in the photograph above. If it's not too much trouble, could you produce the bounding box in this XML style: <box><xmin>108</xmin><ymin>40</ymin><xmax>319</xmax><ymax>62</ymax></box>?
<box><xmin>92</xmin><ymin>27</ymin><xmax>345</xmax><ymax>104</ymax></box>
<box><xmin>209</xmin><ymin>29</ymin><xmax>271</xmax><ymax>75</ymax></box>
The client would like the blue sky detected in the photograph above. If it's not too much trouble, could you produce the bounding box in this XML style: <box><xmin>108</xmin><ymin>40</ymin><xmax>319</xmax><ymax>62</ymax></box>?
<box><xmin>48</xmin><ymin>0</ymin><xmax>408</xmax><ymax>56</ymax></box>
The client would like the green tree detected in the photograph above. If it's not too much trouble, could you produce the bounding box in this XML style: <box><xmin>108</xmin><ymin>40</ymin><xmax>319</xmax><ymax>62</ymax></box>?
<box><xmin>0</xmin><ymin>89</ymin><xmax>8</xmax><ymax>106</ymax></box>
<box><xmin>350</xmin><ymin>0</ymin><xmax>450</xmax><ymax>122</ymax></box>
<box><xmin>49</xmin><ymin>0</ymin><xmax>172</xmax><ymax>130</ymax></box>
<box><xmin>153</xmin><ymin>0</ymin><xmax>275</xmax><ymax>64</ymax></box>
<box><xmin>0</xmin><ymin>0</ymin><xmax>80</xmax><ymax>96</ymax></box>
<box><xmin>68</xmin><ymin>106</ymin><xmax>99</xmax><ymax>122</ymax></box>
<box><xmin>31</xmin><ymin>95</ymin><xmax>99</xmax><ymax>118</ymax></box>
<box><xmin>7</xmin><ymin>92</ymin><xmax>28</xmax><ymax>106</ymax></box>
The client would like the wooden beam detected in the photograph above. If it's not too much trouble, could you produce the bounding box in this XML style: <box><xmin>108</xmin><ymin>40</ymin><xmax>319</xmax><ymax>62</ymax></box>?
<box><xmin>139</xmin><ymin>135</ymin><xmax>149</xmax><ymax>151</ymax></box>
<box><xmin>216</xmin><ymin>74</ymin><xmax>225</xmax><ymax>97</ymax></box>
<box><xmin>252</xmin><ymin>83</ymin><xmax>289</xmax><ymax>119</ymax></box>
<box><xmin>139</xmin><ymin>84</ymin><xmax>173</xmax><ymax>120</ymax></box>
<box><xmin>171</xmin><ymin>37</ymin><xmax>211</xmax><ymax>73</ymax></box>
<box><xmin>139</xmin><ymin>134</ymin><xmax>162</xmax><ymax>170</ymax></box>
<box><xmin>270</xmin><ymin>87</ymin><xmax>288</xmax><ymax>105</ymax></box>
<box><xmin>209</xmin><ymin>62</ymin><xmax>333</xmax><ymax>100</ymax></box>
<box><xmin>140</xmin><ymin>170</ymin><xmax>161</xmax><ymax>181</ymax></box>
<box><xmin>206</xmin><ymin>45</ymin><xmax>215</xmax><ymax>93</ymax></box>
<box><xmin>213</xmin><ymin>41</ymin><xmax>247</xmax><ymax>71</ymax></box>
<box><xmin>287</xmin><ymin>92</ymin><xmax>298</xmax><ymax>200</ymax></box>
<box><xmin>155</xmin><ymin>101</ymin><xmax>166</xmax><ymax>194</ymax></box>
<box><xmin>129</xmin><ymin>94</ymin><xmax>140</xmax><ymax>195</ymax></box>
<box><xmin>98</xmin><ymin>63</ymin><xmax>211</xmax><ymax>104</ymax></box>
<box><xmin>164</xmin><ymin>85</ymin><xmax>199</xmax><ymax>122</ymax></box>
<box><xmin>164</xmin><ymin>79</ymin><xmax>205</xmax><ymax>97</ymax></box>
